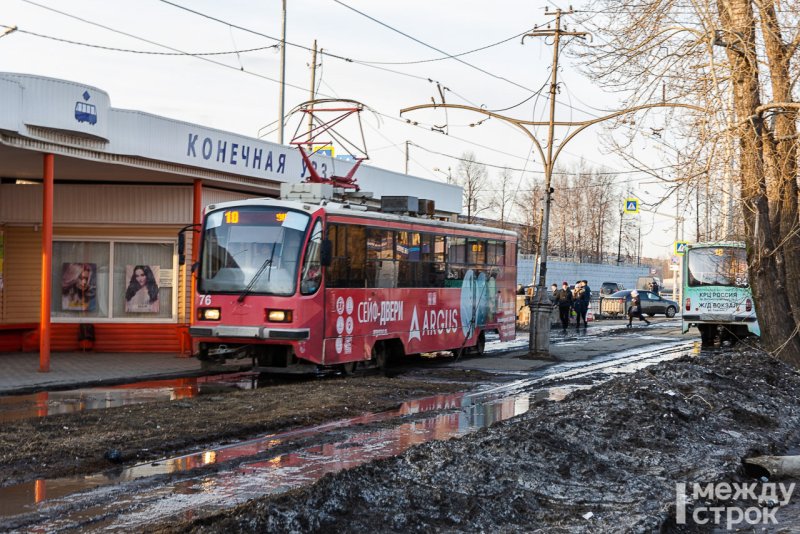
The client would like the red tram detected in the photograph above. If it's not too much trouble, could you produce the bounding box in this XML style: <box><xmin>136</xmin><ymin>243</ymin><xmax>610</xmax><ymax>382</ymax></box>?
<box><xmin>189</xmin><ymin>193</ymin><xmax>517</xmax><ymax>372</ymax></box>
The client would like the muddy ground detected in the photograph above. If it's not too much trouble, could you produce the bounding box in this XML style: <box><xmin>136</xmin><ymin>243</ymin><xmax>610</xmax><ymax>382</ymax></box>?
<box><xmin>0</xmin><ymin>367</ymin><xmax>490</xmax><ymax>486</ymax></box>
<box><xmin>164</xmin><ymin>349</ymin><xmax>800</xmax><ymax>533</ymax></box>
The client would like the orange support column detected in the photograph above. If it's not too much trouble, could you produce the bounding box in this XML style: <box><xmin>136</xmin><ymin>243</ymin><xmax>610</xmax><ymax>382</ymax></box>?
<box><xmin>39</xmin><ymin>153</ymin><xmax>54</xmax><ymax>372</ymax></box>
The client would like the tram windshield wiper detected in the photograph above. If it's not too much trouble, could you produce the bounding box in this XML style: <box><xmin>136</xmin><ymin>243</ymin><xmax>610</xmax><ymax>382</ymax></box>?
<box><xmin>237</xmin><ymin>241</ymin><xmax>277</xmax><ymax>303</ymax></box>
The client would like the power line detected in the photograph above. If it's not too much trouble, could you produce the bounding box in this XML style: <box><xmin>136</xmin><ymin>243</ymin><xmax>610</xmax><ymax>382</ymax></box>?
<box><xmin>354</xmin><ymin>23</ymin><xmax>548</xmax><ymax>65</ymax></box>
<box><xmin>155</xmin><ymin>0</ymin><xmax>496</xmax><ymax>107</ymax></box>
<box><xmin>331</xmin><ymin>0</ymin><xmax>538</xmax><ymax>94</ymax></box>
<box><xmin>18</xmin><ymin>0</ymin><xmax>312</xmax><ymax>91</ymax></box>
<box><xmin>0</xmin><ymin>24</ymin><xmax>278</xmax><ymax>56</ymax></box>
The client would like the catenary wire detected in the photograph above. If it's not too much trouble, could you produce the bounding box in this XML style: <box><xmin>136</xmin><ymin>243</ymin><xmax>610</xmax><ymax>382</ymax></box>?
<box><xmin>0</xmin><ymin>24</ymin><xmax>277</xmax><ymax>55</ymax></box>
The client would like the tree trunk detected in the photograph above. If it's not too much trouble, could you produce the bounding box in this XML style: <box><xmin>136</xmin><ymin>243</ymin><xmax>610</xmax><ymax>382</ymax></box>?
<box><xmin>719</xmin><ymin>0</ymin><xmax>800</xmax><ymax>363</ymax></box>
<box><xmin>758</xmin><ymin>0</ymin><xmax>800</xmax><ymax>325</ymax></box>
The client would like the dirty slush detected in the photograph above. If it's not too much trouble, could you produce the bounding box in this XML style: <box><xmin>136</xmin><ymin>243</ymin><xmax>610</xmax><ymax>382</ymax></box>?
<box><xmin>165</xmin><ymin>349</ymin><xmax>800</xmax><ymax>533</ymax></box>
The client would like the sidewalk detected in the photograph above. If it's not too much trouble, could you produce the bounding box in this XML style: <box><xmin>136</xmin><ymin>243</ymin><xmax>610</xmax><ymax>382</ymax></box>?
<box><xmin>0</xmin><ymin>319</ymin><xmax>680</xmax><ymax>396</ymax></box>
<box><xmin>0</xmin><ymin>352</ymin><xmax>202</xmax><ymax>395</ymax></box>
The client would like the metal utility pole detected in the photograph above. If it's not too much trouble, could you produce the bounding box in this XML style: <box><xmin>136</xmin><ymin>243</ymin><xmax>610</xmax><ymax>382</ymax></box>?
<box><xmin>405</xmin><ymin>140</ymin><xmax>410</xmax><ymax>174</ymax></box>
<box><xmin>400</xmin><ymin>12</ymin><xmax>700</xmax><ymax>358</ymax></box>
<box><xmin>277</xmin><ymin>0</ymin><xmax>287</xmax><ymax>145</ymax></box>
<box><xmin>617</xmin><ymin>210</ymin><xmax>624</xmax><ymax>264</ymax></box>
<box><xmin>307</xmin><ymin>40</ymin><xmax>318</xmax><ymax>150</ymax></box>
<box><xmin>525</xmin><ymin>9</ymin><xmax>588</xmax><ymax>357</ymax></box>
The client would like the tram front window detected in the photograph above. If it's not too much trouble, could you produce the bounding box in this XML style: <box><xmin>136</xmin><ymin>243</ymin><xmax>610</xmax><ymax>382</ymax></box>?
<box><xmin>199</xmin><ymin>207</ymin><xmax>310</xmax><ymax>295</ymax></box>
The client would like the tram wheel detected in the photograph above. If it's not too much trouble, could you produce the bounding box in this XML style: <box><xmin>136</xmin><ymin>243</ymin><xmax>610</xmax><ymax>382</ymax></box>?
<box><xmin>371</xmin><ymin>343</ymin><xmax>389</xmax><ymax>371</ymax></box>
<box><xmin>339</xmin><ymin>361</ymin><xmax>358</xmax><ymax>376</ymax></box>
<box><xmin>699</xmin><ymin>324</ymin><xmax>717</xmax><ymax>347</ymax></box>
<box><xmin>470</xmin><ymin>332</ymin><xmax>486</xmax><ymax>357</ymax></box>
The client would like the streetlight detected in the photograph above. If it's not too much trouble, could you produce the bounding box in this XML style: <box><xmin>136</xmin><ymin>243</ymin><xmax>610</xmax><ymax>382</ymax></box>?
<box><xmin>400</xmin><ymin>105</ymin><xmax>703</xmax><ymax>358</ymax></box>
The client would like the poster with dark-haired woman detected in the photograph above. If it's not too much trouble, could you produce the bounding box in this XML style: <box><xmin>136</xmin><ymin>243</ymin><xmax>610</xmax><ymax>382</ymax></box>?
<box><xmin>61</xmin><ymin>263</ymin><xmax>97</xmax><ymax>311</ymax></box>
<box><xmin>125</xmin><ymin>265</ymin><xmax>160</xmax><ymax>313</ymax></box>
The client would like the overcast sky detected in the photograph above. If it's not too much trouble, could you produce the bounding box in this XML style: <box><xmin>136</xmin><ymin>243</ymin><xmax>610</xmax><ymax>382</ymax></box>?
<box><xmin>1</xmin><ymin>0</ymin><xmax>687</xmax><ymax>259</ymax></box>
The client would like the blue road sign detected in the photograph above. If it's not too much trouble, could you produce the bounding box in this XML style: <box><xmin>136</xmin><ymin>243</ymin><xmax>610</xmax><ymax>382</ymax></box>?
<box><xmin>624</xmin><ymin>198</ymin><xmax>639</xmax><ymax>214</ymax></box>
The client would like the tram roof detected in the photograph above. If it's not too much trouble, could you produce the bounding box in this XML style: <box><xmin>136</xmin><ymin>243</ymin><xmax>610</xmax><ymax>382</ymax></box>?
<box><xmin>205</xmin><ymin>196</ymin><xmax>518</xmax><ymax>239</ymax></box>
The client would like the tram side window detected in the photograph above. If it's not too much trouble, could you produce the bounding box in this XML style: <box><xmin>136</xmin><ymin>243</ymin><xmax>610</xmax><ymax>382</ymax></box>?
<box><xmin>432</xmin><ymin>234</ymin><xmax>447</xmax><ymax>287</ymax></box>
<box><xmin>417</xmin><ymin>233</ymin><xmax>437</xmax><ymax>288</ymax></box>
<box><xmin>446</xmin><ymin>236</ymin><xmax>467</xmax><ymax>286</ymax></box>
<box><xmin>468</xmin><ymin>239</ymin><xmax>486</xmax><ymax>266</ymax></box>
<box><xmin>397</xmin><ymin>231</ymin><xmax>421</xmax><ymax>288</ymax></box>
<box><xmin>347</xmin><ymin>225</ymin><xmax>367</xmax><ymax>288</ymax></box>
<box><xmin>367</xmin><ymin>228</ymin><xmax>396</xmax><ymax>288</ymax></box>
<box><xmin>326</xmin><ymin>224</ymin><xmax>346</xmax><ymax>288</ymax></box>
<box><xmin>487</xmin><ymin>240</ymin><xmax>505</xmax><ymax>266</ymax></box>
<box><xmin>326</xmin><ymin>223</ymin><xmax>367</xmax><ymax>288</ymax></box>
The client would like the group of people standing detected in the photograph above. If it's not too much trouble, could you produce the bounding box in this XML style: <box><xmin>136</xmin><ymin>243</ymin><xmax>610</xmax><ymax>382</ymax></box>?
<box><xmin>550</xmin><ymin>280</ymin><xmax>592</xmax><ymax>332</ymax></box>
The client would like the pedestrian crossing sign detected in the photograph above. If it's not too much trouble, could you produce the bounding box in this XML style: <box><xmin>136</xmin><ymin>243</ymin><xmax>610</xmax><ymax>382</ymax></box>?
<box><xmin>624</xmin><ymin>198</ymin><xmax>639</xmax><ymax>214</ymax></box>
<box><xmin>674</xmin><ymin>241</ymin><xmax>688</xmax><ymax>255</ymax></box>
<box><xmin>316</xmin><ymin>145</ymin><xmax>335</xmax><ymax>157</ymax></box>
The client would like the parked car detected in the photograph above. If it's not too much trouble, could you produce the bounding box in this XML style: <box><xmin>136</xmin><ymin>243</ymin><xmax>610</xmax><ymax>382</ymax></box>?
<box><xmin>600</xmin><ymin>282</ymin><xmax>624</xmax><ymax>296</ymax></box>
<box><xmin>599</xmin><ymin>290</ymin><xmax>678</xmax><ymax>318</ymax></box>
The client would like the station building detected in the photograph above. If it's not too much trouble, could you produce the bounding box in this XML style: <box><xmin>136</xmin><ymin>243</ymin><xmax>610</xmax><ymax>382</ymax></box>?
<box><xmin>0</xmin><ymin>73</ymin><xmax>461</xmax><ymax>359</ymax></box>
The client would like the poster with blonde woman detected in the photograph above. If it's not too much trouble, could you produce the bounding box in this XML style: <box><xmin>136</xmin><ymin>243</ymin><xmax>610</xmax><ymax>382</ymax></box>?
<box><xmin>125</xmin><ymin>265</ymin><xmax>160</xmax><ymax>313</ymax></box>
<box><xmin>62</xmin><ymin>262</ymin><xmax>97</xmax><ymax>311</ymax></box>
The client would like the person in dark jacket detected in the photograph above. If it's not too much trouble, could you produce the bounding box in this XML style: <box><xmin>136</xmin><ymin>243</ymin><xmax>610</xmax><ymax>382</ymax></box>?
<box><xmin>554</xmin><ymin>281</ymin><xmax>573</xmax><ymax>332</ymax></box>
<box><xmin>572</xmin><ymin>281</ymin><xmax>586</xmax><ymax>328</ymax></box>
<box><xmin>577</xmin><ymin>280</ymin><xmax>591</xmax><ymax>327</ymax></box>
<box><xmin>548</xmin><ymin>283</ymin><xmax>558</xmax><ymax>304</ymax></box>
<box><xmin>627</xmin><ymin>289</ymin><xmax>651</xmax><ymax>327</ymax></box>
<box><xmin>649</xmin><ymin>279</ymin><xmax>660</xmax><ymax>296</ymax></box>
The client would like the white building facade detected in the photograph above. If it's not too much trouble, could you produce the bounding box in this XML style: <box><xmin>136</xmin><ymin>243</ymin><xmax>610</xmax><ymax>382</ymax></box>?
<box><xmin>0</xmin><ymin>73</ymin><xmax>461</xmax><ymax>361</ymax></box>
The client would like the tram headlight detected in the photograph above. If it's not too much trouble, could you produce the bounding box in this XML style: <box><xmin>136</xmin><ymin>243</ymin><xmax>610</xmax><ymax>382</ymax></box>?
<box><xmin>199</xmin><ymin>307</ymin><xmax>221</xmax><ymax>321</ymax></box>
<box><xmin>266</xmin><ymin>309</ymin><xmax>293</xmax><ymax>322</ymax></box>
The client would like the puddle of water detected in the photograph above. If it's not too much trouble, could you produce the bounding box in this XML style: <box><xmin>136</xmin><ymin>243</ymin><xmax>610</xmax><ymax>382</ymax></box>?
<box><xmin>0</xmin><ymin>341</ymin><xmax>691</xmax><ymax>531</ymax></box>
<box><xmin>0</xmin><ymin>340</ymin><xmax>695</xmax><ymax>531</ymax></box>
<box><xmin>1</xmin><ymin>390</ymin><xmax>535</xmax><ymax>531</ymax></box>
<box><xmin>1</xmin><ymin>321</ymin><xmax>687</xmax><ymax>425</ymax></box>
<box><xmin>0</xmin><ymin>373</ymin><xmax>260</xmax><ymax>423</ymax></box>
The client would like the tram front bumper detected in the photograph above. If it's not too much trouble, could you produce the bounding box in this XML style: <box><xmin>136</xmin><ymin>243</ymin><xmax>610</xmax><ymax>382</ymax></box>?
<box><xmin>189</xmin><ymin>326</ymin><xmax>310</xmax><ymax>340</ymax></box>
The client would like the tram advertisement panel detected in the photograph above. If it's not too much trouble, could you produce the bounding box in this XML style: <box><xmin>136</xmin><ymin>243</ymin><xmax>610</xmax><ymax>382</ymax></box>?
<box><xmin>323</xmin><ymin>269</ymin><xmax>516</xmax><ymax>363</ymax></box>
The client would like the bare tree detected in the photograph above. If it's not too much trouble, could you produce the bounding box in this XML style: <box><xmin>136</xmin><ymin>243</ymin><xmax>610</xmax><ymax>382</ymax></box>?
<box><xmin>543</xmin><ymin>162</ymin><xmax>621</xmax><ymax>263</ymax></box>
<box><xmin>488</xmin><ymin>168</ymin><xmax>516</xmax><ymax>230</ymax></box>
<box><xmin>513</xmin><ymin>176</ymin><xmax>543</xmax><ymax>255</ymax></box>
<box><xmin>454</xmin><ymin>151</ymin><xmax>490</xmax><ymax>224</ymax></box>
<box><xmin>577</xmin><ymin>0</ymin><xmax>800</xmax><ymax>362</ymax></box>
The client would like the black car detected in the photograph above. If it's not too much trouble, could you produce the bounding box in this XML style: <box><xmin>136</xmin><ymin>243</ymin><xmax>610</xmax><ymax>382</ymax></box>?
<box><xmin>599</xmin><ymin>282</ymin><xmax>624</xmax><ymax>296</ymax></box>
<box><xmin>600</xmin><ymin>290</ymin><xmax>678</xmax><ymax>318</ymax></box>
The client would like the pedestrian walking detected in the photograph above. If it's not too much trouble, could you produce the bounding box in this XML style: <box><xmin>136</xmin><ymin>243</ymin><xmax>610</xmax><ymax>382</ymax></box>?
<box><xmin>555</xmin><ymin>281</ymin><xmax>574</xmax><ymax>332</ymax></box>
<box><xmin>627</xmin><ymin>290</ymin><xmax>651</xmax><ymax>327</ymax></box>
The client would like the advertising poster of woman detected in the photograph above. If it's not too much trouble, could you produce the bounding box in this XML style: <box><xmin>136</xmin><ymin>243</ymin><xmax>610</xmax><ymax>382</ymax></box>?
<box><xmin>61</xmin><ymin>263</ymin><xmax>97</xmax><ymax>311</ymax></box>
<box><xmin>124</xmin><ymin>265</ymin><xmax>160</xmax><ymax>313</ymax></box>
